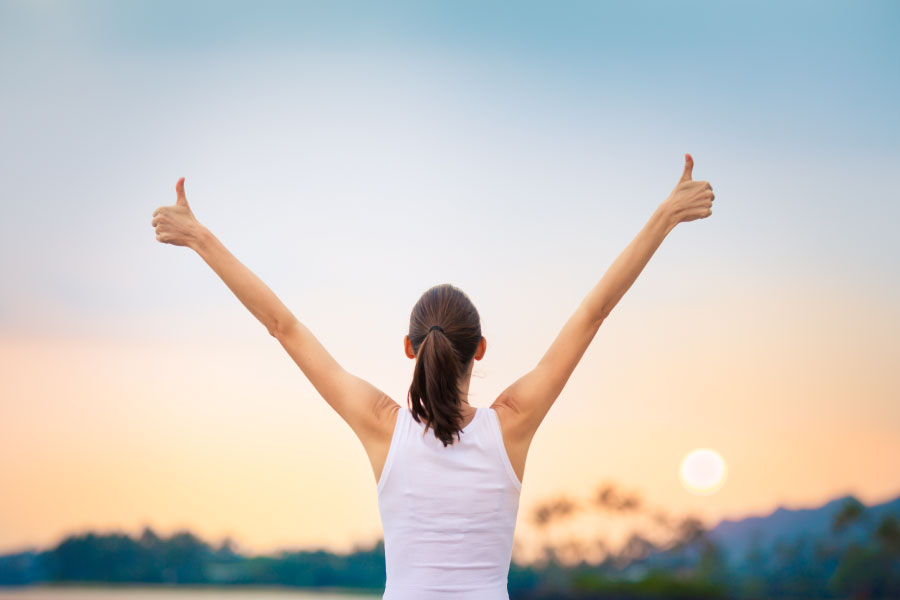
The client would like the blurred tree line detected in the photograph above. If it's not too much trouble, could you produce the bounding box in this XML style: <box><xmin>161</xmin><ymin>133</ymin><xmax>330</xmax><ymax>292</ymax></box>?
<box><xmin>515</xmin><ymin>483</ymin><xmax>900</xmax><ymax>599</ymax></box>
<box><xmin>1</xmin><ymin>482</ymin><xmax>897</xmax><ymax>599</ymax></box>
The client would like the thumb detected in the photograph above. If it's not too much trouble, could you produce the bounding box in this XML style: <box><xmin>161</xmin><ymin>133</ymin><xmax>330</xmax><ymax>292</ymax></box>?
<box><xmin>175</xmin><ymin>177</ymin><xmax>189</xmax><ymax>207</ymax></box>
<box><xmin>679</xmin><ymin>153</ymin><xmax>693</xmax><ymax>183</ymax></box>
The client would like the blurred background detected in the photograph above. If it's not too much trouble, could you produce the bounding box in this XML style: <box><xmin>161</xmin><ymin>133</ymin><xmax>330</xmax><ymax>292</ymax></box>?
<box><xmin>1</xmin><ymin>0</ymin><xmax>898</xmax><ymax>598</ymax></box>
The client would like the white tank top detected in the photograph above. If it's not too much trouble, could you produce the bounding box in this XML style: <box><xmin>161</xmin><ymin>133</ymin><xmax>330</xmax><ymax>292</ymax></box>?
<box><xmin>377</xmin><ymin>406</ymin><xmax>522</xmax><ymax>600</ymax></box>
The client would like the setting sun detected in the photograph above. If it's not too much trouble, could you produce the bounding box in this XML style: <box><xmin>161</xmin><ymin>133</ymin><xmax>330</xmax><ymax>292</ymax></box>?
<box><xmin>679</xmin><ymin>449</ymin><xmax>728</xmax><ymax>495</ymax></box>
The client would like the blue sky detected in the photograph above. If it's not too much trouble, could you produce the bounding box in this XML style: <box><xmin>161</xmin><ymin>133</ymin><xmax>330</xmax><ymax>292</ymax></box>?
<box><xmin>1</xmin><ymin>0</ymin><xmax>899</xmax><ymax>556</ymax></box>
<box><xmin>1</xmin><ymin>0</ymin><xmax>898</xmax><ymax>341</ymax></box>
<box><xmin>1</xmin><ymin>1</ymin><xmax>898</xmax><ymax>341</ymax></box>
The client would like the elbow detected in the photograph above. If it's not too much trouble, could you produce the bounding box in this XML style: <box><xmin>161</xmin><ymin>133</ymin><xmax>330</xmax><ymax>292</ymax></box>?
<box><xmin>589</xmin><ymin>306</ymin><xmax>609</xmax><ymax>328</ymax></box>
<box><xmin>596</xmin><ymin>298</ymin><xmax>615</xmax><ymax>323</ymax></box>
<box><xmin>268</xmin><ymin>317</ymin><xmax>294</xmax><ymax>338</ymax></box>
<box><xmin>581</xmin><ymin>301</ymin><xmax>609</xmax><ymax>328</ymax></box>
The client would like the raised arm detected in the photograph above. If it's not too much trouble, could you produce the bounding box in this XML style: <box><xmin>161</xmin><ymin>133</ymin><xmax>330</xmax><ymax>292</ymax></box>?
<box><xmin>151</xmin><ymin>178</ymin><xmax>397</xmax><ymax>448</ymax></box>
<box><xmin>492</xmin><ymin>154</ymin><xmax>715</xmax><ymax>444</ymax></box>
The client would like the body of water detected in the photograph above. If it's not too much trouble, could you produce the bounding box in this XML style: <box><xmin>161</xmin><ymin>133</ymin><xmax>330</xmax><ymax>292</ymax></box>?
<box><xmin>0</xmin><ymin>587</ymin><xmax>379</xmax><ymax>600</ymax></box>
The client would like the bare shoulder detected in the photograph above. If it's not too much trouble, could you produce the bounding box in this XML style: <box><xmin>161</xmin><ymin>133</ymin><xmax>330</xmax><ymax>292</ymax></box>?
<box><xmin>490</xmin><ymin>393</ymin><xmax>535</xmax><ymax>442</ymax></box>
<box><xmin>375</xmin><ymin>394</ymin><xmax>402</xmax><ymax>439</ymax></box>
<box><xmin>489</xmin><ymin>396</ymin><xmax>518</xmax><ymax>433</ymax></box>
<box><xmin>490</xmin><ymin>395</ymin><xmax>532</xmax><ymax>485</ymax></box>
<box><xmin>361</xmin><ymin>395</ymin><xmax>402</xmax><ymax>485</ymax></box>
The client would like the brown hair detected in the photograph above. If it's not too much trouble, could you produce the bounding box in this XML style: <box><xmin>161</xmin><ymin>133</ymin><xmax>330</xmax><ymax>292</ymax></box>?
<box><xmin>407</xmin><ymin>283</ymin><xmax>483</xmax><ymax>447</ymax></box>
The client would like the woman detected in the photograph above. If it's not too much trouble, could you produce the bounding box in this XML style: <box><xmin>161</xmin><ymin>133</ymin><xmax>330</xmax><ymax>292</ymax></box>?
<box><xmin>151</xmin><ymin>153</ymin><xmax>714</xmax><ymax>599</ymax></box>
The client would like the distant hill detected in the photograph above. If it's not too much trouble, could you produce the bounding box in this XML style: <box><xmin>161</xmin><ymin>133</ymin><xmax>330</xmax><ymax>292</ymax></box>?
<box><xmin>706</xmin><ymin>491</ymin><xmax>900</xmax><ymax>570</ymax></box>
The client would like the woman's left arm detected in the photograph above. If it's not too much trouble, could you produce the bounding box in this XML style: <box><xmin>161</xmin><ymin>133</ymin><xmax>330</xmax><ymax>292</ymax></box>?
<box><xmin>152</xmin><ymin>178</ymin><xmax>398</xmax><ymax>441</ymax></box>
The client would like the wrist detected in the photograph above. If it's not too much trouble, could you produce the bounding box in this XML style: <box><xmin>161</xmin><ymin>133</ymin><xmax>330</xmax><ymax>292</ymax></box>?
<box><xmin>189</xmin><ymin>224</ymin><xmax>214</xmax><ymax>253</ymax></box>
<box><xmin>654</xmin><ymin>201</ymin><xmax>680</xmax><ymax>234</ymax></box>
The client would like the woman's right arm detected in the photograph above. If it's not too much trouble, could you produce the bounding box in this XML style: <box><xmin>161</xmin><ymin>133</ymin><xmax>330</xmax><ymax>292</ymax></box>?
<box><xmin>491</xmin><ymin>153</ymin><xmax>715</xmax><ymax>443</ymax></box>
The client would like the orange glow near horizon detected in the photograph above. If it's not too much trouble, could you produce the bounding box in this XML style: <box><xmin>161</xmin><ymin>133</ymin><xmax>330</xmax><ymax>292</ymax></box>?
<box><xmin>2</xmin><ymin>272</ymin><xmax>899</xmax><ymax>563</ymax></box>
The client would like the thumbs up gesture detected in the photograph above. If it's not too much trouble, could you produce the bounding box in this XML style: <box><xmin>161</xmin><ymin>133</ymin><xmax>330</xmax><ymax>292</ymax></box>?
<box><xmin>151</xmin><ymin>177</ymin><xmax>203</xmax><ymax>247</ymax></box>
<box><xmin>661</xmin><ymin>154</ymin><xmax>715</xmax><ymax>224</ymax></box>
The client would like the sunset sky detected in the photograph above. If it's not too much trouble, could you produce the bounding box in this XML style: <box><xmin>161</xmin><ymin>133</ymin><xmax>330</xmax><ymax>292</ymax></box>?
<box><xmin>1</xmin><ymin>0</ymin><xmax>898</xmax><ymax>563</ymax></box>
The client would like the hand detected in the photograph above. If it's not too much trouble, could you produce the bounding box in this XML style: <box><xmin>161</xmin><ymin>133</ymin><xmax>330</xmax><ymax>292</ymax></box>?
<box><xmin>152</xmin><ymin>177</ymin><xmax>204</xmax><ymax>248</ymax></box>
<box><xmin>660</xmin><ymin>153</ymin><xmax>715</xmax><ymax>224</ymax></box>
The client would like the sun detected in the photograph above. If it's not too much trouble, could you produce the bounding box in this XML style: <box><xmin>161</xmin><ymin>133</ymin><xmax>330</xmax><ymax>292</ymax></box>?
<box><xmin>679</xmin><ymin>448</ymin><xmax>727</xmax><ymax>495</ymax></box>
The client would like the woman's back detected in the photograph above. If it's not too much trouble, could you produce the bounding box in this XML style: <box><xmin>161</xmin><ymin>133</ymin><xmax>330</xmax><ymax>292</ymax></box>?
<box><xmin>160</xmin><ymin>158</ymin><xmax>711</xmax><ymax>599</ymax></box>
<box><xmin>377</xmin><ymin>406</ymin><xmax>522</xmax><ymax>600</ymax></box>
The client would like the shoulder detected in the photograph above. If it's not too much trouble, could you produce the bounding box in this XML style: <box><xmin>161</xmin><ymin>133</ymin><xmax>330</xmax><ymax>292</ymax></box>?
<box><xmin>354</xmin><ymin>393</ymin><xmax>402</xmax><ymax>450</ymax></box>
<box><xmin>358</xmin><ymin>396</ymin><xmax>404</xmax><ymax>487</ymax></box>
<box><xmin>375</xmin><ymin>394</ymin><xmax>402</xmax><ymax>437</ymax></box>
<box><xmin>359</xmin><ymin>395</ymin><xmax>402</xmax><ymax>456</ymax></box>
<box><xmin>489</xmin><ymin>395</ymin><xmax>533</xmax><ymax>443</ymax></box>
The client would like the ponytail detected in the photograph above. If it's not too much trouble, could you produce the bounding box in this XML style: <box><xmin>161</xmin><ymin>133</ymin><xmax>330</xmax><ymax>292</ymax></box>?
<box><xmin>406</xmin><ymin>284</ymin><xmax>483</xmax><ymax>447</ymax></box>
<box><xmin>410</xmin><ymin>328</ymin><xmax>465</xmax><ymax>446</ymax></box>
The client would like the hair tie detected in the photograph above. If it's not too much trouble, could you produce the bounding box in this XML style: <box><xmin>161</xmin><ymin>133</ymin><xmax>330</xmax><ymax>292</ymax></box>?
<box><xmin>429</xmin><ymin>325</ymin><xmax>444</xmax><ymax>334</ymax></box>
